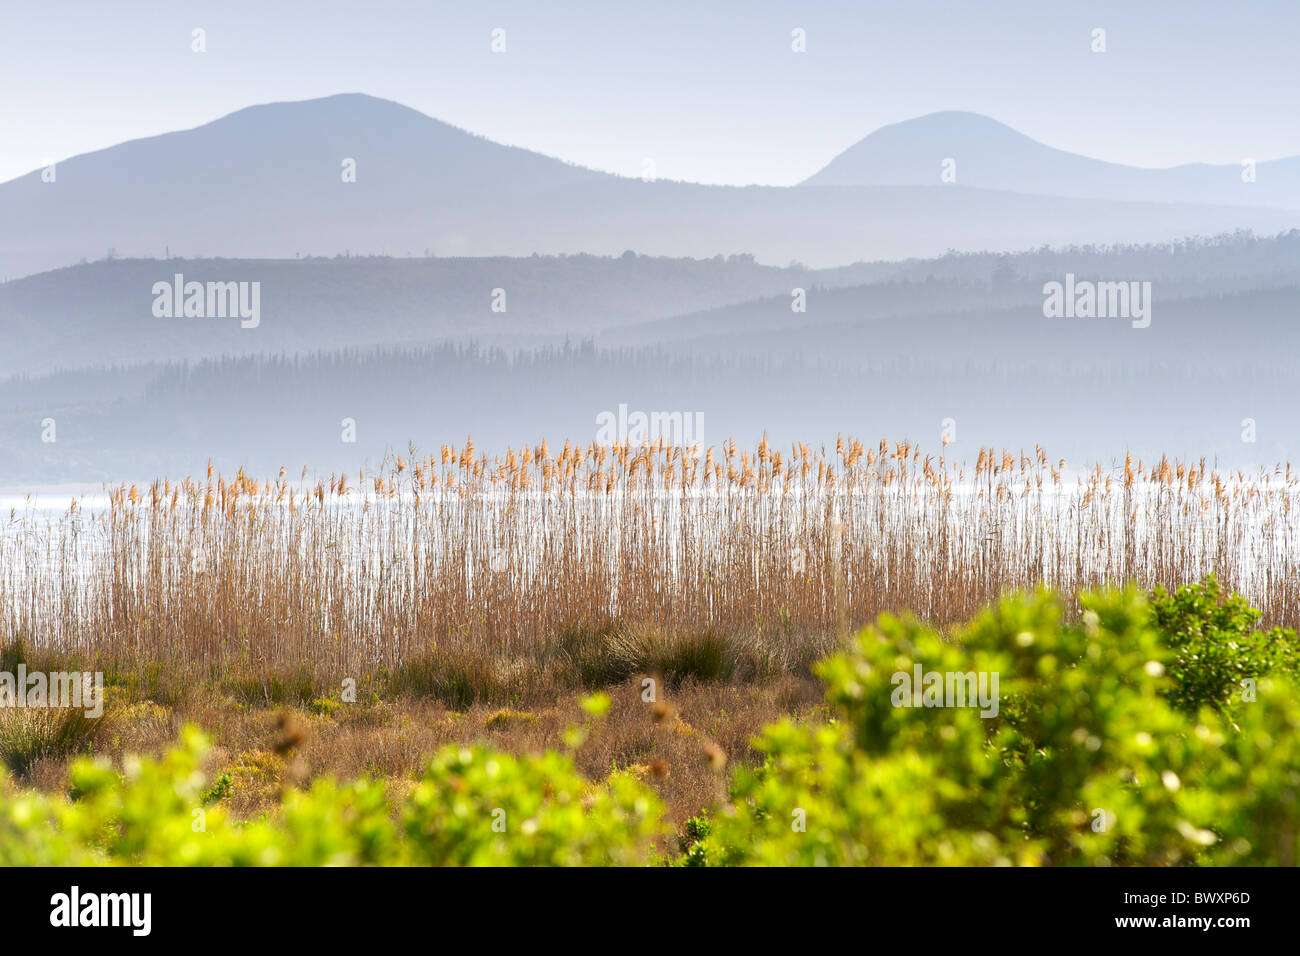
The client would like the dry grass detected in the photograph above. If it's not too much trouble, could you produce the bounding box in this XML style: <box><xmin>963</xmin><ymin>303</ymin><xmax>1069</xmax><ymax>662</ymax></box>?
<box><xmin>4</xmin><ymin>436</ymin><xmax>1300</xmax><ymax>698</ymax></box>
<box><xmin>7</xmin><ymin>675</ymin><xmax>825</xmax><ymax>827</ymax></box>
<box><xmin>0</xmin><ymin>706</ymin><xmax>108</xmax><ymax>776</ymax></box>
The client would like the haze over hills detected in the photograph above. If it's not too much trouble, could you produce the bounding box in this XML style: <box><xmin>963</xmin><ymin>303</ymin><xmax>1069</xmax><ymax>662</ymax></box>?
<box><xmin>603</xmin><ymin>231</ymin><xmax>1300</xmax><ymax>363</ymax></box>
<box><xmin>6</xmin><ymin>231</ymin><xmax>1297</xmax><ymax>380</ymax></box>
<box><xmin>803</xmin><ymin>111</ymin><xmax>1300</xmax><ymax>208</ymax></box>
<box><xmin>4</xmin><ymin>338</ymin><xmax>1293</xmax><ymax>484</ymax></box>
<box><xmin>3</xmin><ymin>94</ymin><xmax>1299</xmax><ymax>279</ymax></box>
<box><xmin>0</xmin><ymin>253</ymin><xmax>891</xmax><ymax>378</ymax></box>
<box><xmin>4</xmin><ymin>232</ymin><xmax>1299</xmax><ymax>481</ymax></box>
<box><xmin>5</xmin><ymin>96</ymin><xmax>1299</xmax><ymax>481</ymax></box>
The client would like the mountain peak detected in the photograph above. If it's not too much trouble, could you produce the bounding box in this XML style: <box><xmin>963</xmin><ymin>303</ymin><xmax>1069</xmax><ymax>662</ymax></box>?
<box><xmin>802</xmin><ymin>112</ymin><xmax>1069</xmax><ymax>188</ymax></box>
<box><xmin>214</xmin><ymin>92</ymin><xmax>442</xmax><ymax>126</ymax></box>
<box><xmin>877</xmin><ymin>110</ymin><xmax>1024</xmax><ymax>132</ymax></box>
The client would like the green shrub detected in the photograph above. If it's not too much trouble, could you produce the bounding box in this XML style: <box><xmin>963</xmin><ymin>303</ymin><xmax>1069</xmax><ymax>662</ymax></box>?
<box><xmin>557</xmin><ymin>620</ymin><xmax>733</xmax><ymax>688</ymax></box>
<box><xmin>402</xmin><ymin>746</ymin><xmax>664</xmax><ymax>865</ymax></box>
<box><xmin>309</xmin><ymin>696</ymin><xmax>340</xmax><ymax>718</ymax></box>
<box><xmin>554</xmin><ymin>619</ymin><xmax>634</xmax><ymax>688</ymax></box>
<box><xmin>676</xmin><ymin>810</ymin><xmax>713</xmax><ymax>866</ymax></box>
<box><xmin>200</xmin><ymin>771</ymin><xmax>234</xmax><ymax>805</ymax></box>
<box><xmin>696</xmin><ymin>587</ymin><xmax>1300</xmax><ymax>866</ymax></box>
<box><xmin>485</xmin><ymin>708</ymin><xmax>538</xmax><ymax>729</ymax></box>
<box><xmin>0</xmin><ymin>706</ymin><xmax>664</xmax><ymax>866</ymax></box>
<box><xmin>0</xmin><ymin>640</ymin><xmax>27</xmax><ymax>673</ymax></box>
<box><xmin>614</xmin><ymin>624</ymin><xmax>733</xmax><ymax>686</ymax></box>
<box><xmin>228</xmin><ymin>665</ymin><xmax>317</xmax><ymax>706</ymax></box>
<box><xmin>387</xmin><ymin>648</ymin><xmax>502</xmax><ymax>708</ymax></box>
<box><xmin>1149</xmin><ymin>576</ymin><xmax>1300</xmax><ymax>719</ymax></box>
<box><xmin>0</xmin><ymin>706</ymin><xmax>109</xmax><ymax>776</ymax></box>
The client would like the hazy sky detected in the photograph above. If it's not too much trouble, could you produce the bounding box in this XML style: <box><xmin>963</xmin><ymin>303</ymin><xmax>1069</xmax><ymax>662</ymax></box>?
<box><xmin>2</xmin><ymin>0</ymin><xmax>1296</xmax><ymax>186</ymax></box>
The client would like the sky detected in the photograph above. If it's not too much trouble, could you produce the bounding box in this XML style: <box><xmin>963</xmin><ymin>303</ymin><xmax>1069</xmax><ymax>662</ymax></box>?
<box><xmin>2</xmin><ymin>0</ymin><xmax>1297</xmax><ymax>186</ymax></box>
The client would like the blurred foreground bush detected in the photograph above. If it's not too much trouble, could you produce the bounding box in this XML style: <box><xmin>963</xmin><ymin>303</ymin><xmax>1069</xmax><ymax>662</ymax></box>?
<box><xmin>695</xmin><ymin>585</ymin><xmax>1300</xmax><ymax>865</ymax></box>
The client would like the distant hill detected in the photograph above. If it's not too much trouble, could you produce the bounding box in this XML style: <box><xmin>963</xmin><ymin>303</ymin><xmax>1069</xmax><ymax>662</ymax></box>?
<box><xmin>603</xmin><ymin>231</ymin><xmax>1300</xmax><ymax>366</ymax></box>
<box><xmin>0</xmin><ymin>253</ymin><xmax>890</xmax><ymax>377</ymax></box>
<box><xmin>600</xmin><ymin>234</ymin><xmax>1300</xmax><ymax>374</ymax></box>
<box><xmin>606</xmin><ymin>281</ymin><xmax>1300</xmax><ymax>376</ymax></box>
<box><xmin>3</xmin><ymin>95</ymin><xmax>1298</xmax><ymax>279</ymax></box>
<box><xmin>5</xmin><ymin>233</ymin><xmax>1300</xmax><ymax>482</ymax></box>
<box><xmin>5</xmin><ymin>231</ymin><xmax>1299</xmax><ymax>380</ymax></box>
<box><xmin>802</xmin><ymin>111</ymin><xmax>1300</xmax><ymax>208</ymax></box>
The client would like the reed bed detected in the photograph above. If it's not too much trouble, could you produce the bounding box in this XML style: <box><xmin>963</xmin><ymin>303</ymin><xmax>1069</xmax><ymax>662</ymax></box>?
<box><xmin>3</xmin><ymin>436</ymin><xmax>1299</xmax><ymax>700</ymax></box>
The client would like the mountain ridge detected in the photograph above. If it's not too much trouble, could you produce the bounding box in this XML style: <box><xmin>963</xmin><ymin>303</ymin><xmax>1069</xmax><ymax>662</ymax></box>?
<box><xmin>3</xmin><ymin>94</ymin><xmax>1297</xmax><ymax>280</ymax></box>
<box><xmin>802</xmin><ymin>110</ymin><xmax>1300</xmax><ymax>207</ymax></box>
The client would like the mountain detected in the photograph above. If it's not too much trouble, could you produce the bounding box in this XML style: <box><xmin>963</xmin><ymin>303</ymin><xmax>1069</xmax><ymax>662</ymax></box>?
<box><xmin>0</xmin><ymin>94</ymin><xmax>606</xmax><ymax>279</ymax></box>
<box><xmin>3</xmin><ymin>96</ymin><xmax>1299</xmax><ymax>280</ymax></box>
<box><xmin>802</xmin><ymin>111</ymin><xmax>1300</xmax><ymax>208</ymax></box>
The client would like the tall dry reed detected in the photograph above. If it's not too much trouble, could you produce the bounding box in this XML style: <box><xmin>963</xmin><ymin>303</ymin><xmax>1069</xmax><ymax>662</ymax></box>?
<box><xmin>3</xmin><ymin>437</ymin><xmax>1298</xmax><ymax>695</ymax></box>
